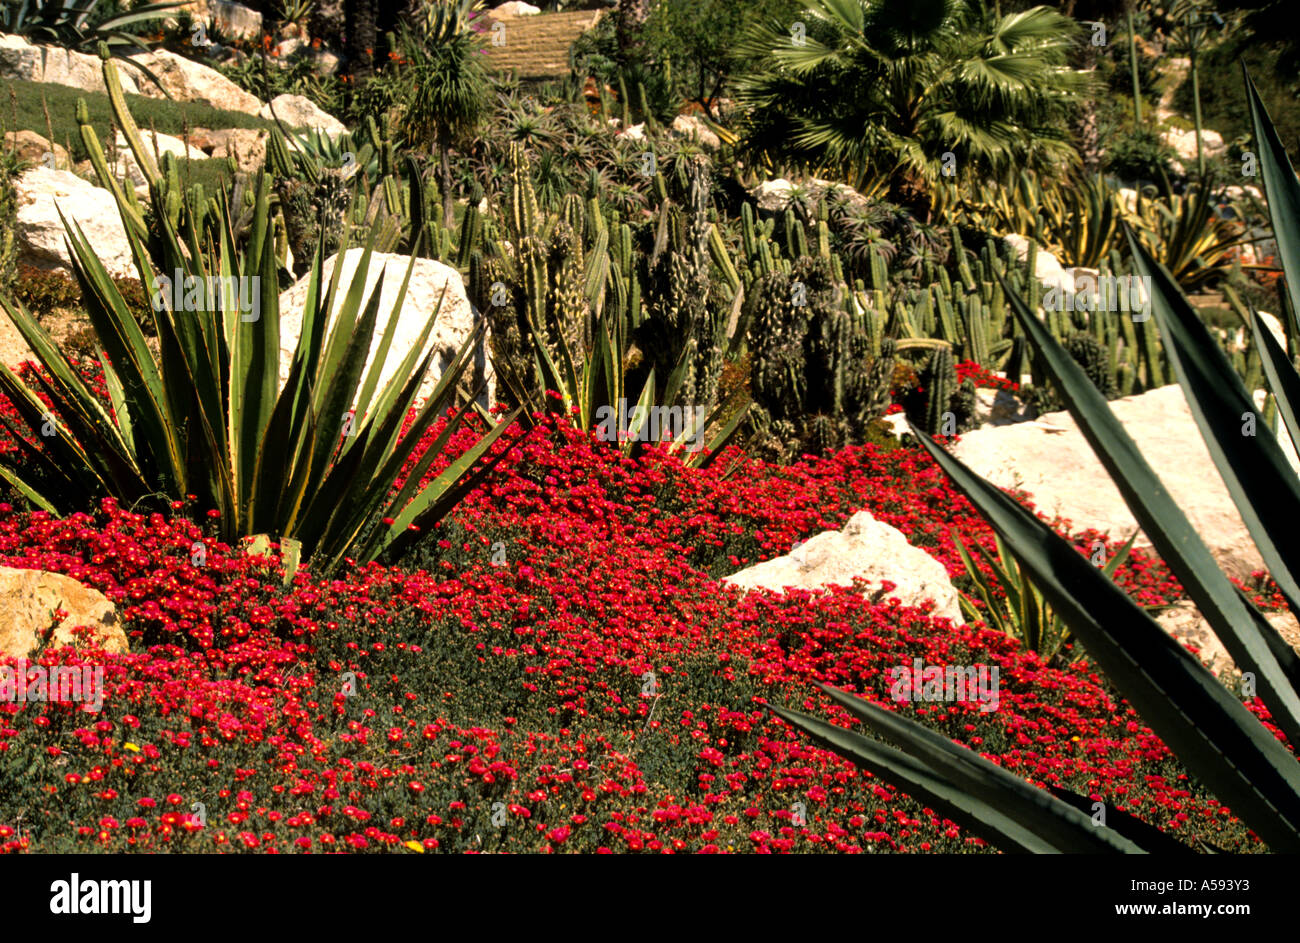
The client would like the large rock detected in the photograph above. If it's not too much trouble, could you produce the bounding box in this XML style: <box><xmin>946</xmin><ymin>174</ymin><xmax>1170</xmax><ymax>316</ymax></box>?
<box><xmin>0</xmin><ymin>568</ymin><xmax>126</xmax><ymax>659</ymax></box>
<box><xmin>949</xmin><ymin>384</ymin><xmax>1300</xmax><ymax>580</ymax></box>
<box><xmin>210</xmin><ymin>0</ymin><xmax>263</xmax><ymax>40</ymax></box>
<box><xmin>751</xmin><ymin>177</ymin><xmax>870</xmax><ymax>214</ymax></box>
<box><xmin>722</xmin><ymin>510</ymin><xmax>963</xmax><ymax>622</ymax></box>
<box><xmin>3</xmin><ymin>131</ymin><xmax>71</xmax><ymax>171</ymax></box>
<box><xmin>128</xmin><ymin>48</ymin><xmax>262</xmax><ymax>115</ymax></box>
<box><xmin>191</xmin><ymin>126</ymin><xmax>268</xmax><ymax>172</ymax></box>
<box><xmin>1003</xmin><ymin>233</ymin><xmax>1074</xmax><ymax>299</ymax></box>
<box><xmin>278</xmin><ymin>249</ymin><xmax>494</xmax><ymax>410</ymax></box>
<box><xmin>14</xmin><ymin>167</ymin><xmax>134</xmax><ymax>279</ymax></box>
<box><xmin>670</xmin><ymin>114</ymin><xmax>720</xmax><ymax>150</ymax></box>
<box><xmin>0</xmin><ymin>35</ymin><xmax>141</xmax><ymax>94</ymax></box>
<box><xmin>1161</xmin><ymin>125</ymin><xmax>1226</xmax><ymax>173</ymax></box>
<box><xmin>259</xmin><ymin>93</ymin><xmax>347</xmax><ymax>134</ymax></box>
<box><xmin>492</xmin><ymin>1</ymin><xmax>542</xmax><ymax>15</ymax></box>
<box><xmin>110</xmin><ymin>130</ymin><xmax>207</xmax><ymax>187</ymax></box>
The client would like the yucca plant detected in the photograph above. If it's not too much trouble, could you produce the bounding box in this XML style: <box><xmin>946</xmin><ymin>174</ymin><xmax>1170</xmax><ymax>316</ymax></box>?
<box><xmin>0</xmin><ymin>52</ymin><xmax>519</xmax><ymax>574</ymax></box>
<box><xmin>771</xmin><ymin>69</ymin><xmax>1300</xmax><ymax>852</ymax></box>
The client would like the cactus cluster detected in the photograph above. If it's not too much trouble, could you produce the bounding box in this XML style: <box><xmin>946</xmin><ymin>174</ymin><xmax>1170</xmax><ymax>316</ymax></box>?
<box><xmin>746</xmin><ymin>256</ymin><xmax>896</xmax><ymax>462</ymax></box>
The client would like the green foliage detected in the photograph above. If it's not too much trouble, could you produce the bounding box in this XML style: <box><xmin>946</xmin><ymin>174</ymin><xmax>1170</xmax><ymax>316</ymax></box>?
<box><xmin>1104</xmin><ymin>127</ymin><xmax>1176</xmax><ymax>184</ymax></box>
<box><xmin>734</xmin><ymin>0</ymin><xmax>1092</xmax><ymax>210</ymax></box>
<box><xmin>1063</xmin><ymin>331</ymin><xmax>1118</xmax><ymax>400</ymax></box>
<box><xmin>772</xmin><ymin>72</ymin><xmax>1300</xmax><ymax>853</ymax></box>
<box><xmin>0</xmin><ymin>78</ymin><xmax>280</xmax><ymax>164</ymax></box>
<box><xmin>0</xmin><ymin>55</ymin><xmax>519</xmax><ymax>571</ymax></box>
<box><xmin>0</xmin><ymin>146</ymin><xmax>20</xmax><ymax>295</ymax></box>
<box><xmin>0</xmin><ymin>0</ymin><xmax>179</xmax><ymax>55</ymax></box>
<box><xmin>746</xmin><ymin>255</ymin><xmax>894</xmax><ymax>462</ymax></box>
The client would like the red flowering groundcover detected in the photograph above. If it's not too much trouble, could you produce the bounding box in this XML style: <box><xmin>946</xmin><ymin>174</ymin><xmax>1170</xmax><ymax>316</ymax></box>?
<box><xmin>0</xmin><ymin>410</ymin><xmax>1282</xmax><ymax>853</ymax></box>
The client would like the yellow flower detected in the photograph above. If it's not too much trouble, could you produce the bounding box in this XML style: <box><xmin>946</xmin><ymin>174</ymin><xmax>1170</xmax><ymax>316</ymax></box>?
<box><xmin>124</xmin><ymin>742</ymin><xmax>141</xmax><ymax>752</ymax></box>
<box><xmin>405</xmin><ymin>840</ymin><xmax>425</xmax><ymax>853</ymax></box>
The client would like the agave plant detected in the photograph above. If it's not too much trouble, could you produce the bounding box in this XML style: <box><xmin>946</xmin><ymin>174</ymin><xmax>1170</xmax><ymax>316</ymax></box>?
<box><xmin>952</xmin><ymin>528</ymin><xmax>1138</xmax><ymax>665</ymax></box>
<box><xmin>0</xmin><ymin>52</ymin><xmax>519</xmax><ymax>574</ymax></box>
<box><xmin>771</xmin><ymin>69</ymin><xmax>1300</xmax><ymax>852</ymax></box>
<box><xmin>1127</xmin><ymin>182</ymin><xmax>1254</xmax><ymax>292</ymax></box>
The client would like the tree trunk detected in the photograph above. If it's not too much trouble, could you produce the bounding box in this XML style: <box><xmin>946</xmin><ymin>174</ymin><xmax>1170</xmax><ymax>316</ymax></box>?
<box><xmin>311</xmin><ymin>0</ymin><xmax>346</xmax><ymax>50</ymax></box>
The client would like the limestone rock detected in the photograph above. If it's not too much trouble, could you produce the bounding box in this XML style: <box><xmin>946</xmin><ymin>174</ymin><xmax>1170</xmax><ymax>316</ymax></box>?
<box><xmin>0</xmin><ymin>35</ymin><xmax>140</xmax><ymax>94</ymax></box>
<box><xmin>0</xmin><ymin>568</ymin><xmax>126</xmax><ymax>659</ymax></box>
<box><xmin>14</xmin><ymin>167</ymin><xmax>134</xmax><ymax>279</ymax></box>
<box><xmin>128</xmin><ymin>48</ymin><xmax>262</xmax><ymax>114</ymax></box>
<box><xmin>191</xmin><ymin>127</ymin><xmax>269</xmax><ymax>172</ymax></box>
<box><xmin>750</xmin><ymin>177</ymin><xmax>870</xmax><ymax>214</ymax></box>
<box><xmin>3</xmin><ymin>131</ymin><xmax>71</xmax><ymax>170</ymax></box>
<box><xmin>670</xmin><ymin>114</ymin><xmax>720</xmax><ymax>150</ymax></box>
<box><xmin>949</xmin><ymin>384</ymin><xmax>1300</xmax><ymax>580</ymax></box>
<box><xmin>259</xmin><ymin>94</ymin><xmax>347</xmax><ymax>134</ymax></box>
<box><xmin>210</xmin><ymin>0</ymin><xmax>263</xmax><ymax>40</ymax></box>
<box><xmin>492</xmin><ymin>1</ymin><xmax>542</xmax><ymax>15</ymax></box>
<box><xmin>277</xmin><ymin>249</ymin><xmax>495</xmax><ymax>411</ymax></box>
<box><xmin>722</xmin><ymin>510</ymin><xmax>963</xmax><ymax>623</ymax></box>
<box><xmin>110</xmin><ymin>130</ymin><xmax>207</xmax><ymax>187</ymax></box>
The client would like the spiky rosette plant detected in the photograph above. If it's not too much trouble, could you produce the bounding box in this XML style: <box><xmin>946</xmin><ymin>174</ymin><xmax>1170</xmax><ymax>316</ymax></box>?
<box><xmin>771</xmin><ymin>70</ymin><xmax>1300</xmax><ymax>853</ymax></box>
<box><xmin>0</xmin><ymin>52</ymin><xmax>520</xmax><ymax>574</ymax></box>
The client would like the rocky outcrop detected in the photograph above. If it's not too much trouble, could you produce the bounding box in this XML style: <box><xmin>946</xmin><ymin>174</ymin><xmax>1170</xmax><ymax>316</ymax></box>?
<box><xmin>722</xmin><ymin>510</ymin><xmax>963</xmax><ymax>622</ymax></box>
<box><xmin>0</xmin><ymin>568</ymin><xmax>126</xmax><ymax>659</ymax></box>
<box><xmin>3</xmin><ymin>131</ymin><xmax>71</xmax><ymax>171</ymax></box>
<box><xmin>128</xmin><ymin>48</ymin><xmax>262</xmax><ymax>115</ymax></box>
<box><xmin>278</xmin><ymin>249</ymin><xmax>495</xmax><ymax>411</ymax></box>
<box><xmin>0</xmin><ymin>35</ymin><xmax>141</xmax><ymax>94</ymax></box>
<box><xmin>670</xmin><ymin>115</ymin><xmax>720</xmax><ymax>150</ymax></box>
<box><xmin>14</xmin><ymin>167</ymin><xmax>134</xmax><ymax>279</ymax></box>
<box><xmin>190</xmin><ymin>127</ymin><xmax>269</xmax><ymax>173</ymax></box>
<box><xmin>259</xmin><ymin>94</ymin><xmax>347</xmax><ymax>135</ymax></box>
<box><xmin>751</xmin><ymin>177</ymin><xmax>870</xmax><ymax>213</ymax></box>
<box><xmin>948</xmin><ymin>384</ymin><xmax>1300</xmax><ymax>580</ymax></box>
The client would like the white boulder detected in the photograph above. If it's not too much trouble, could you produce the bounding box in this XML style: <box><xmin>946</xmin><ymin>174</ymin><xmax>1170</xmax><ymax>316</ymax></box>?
<box><xmin>492</xmin><ymin>2</ymin><xmax>542</xmax><ymax>15</ymax></box>
<box><xmin>277</xmin><ymin>250</ymin><xmax>495</xmax><ymax>411</ymax></box>
<box><xmin>260</xmin><ymin>94</ymin><xmax>347</xmax><ymax>135</ymax></box>
<box><xmin>0</xmin><ymin>35</ymin><xmax>141</xmax><ymax>94</ymax></box>
<box><xmin>670</xmin><ymin>114</ymin><xmax>720</xmax><ymax>150</ymax></box>
<box><xmin>109</xmin><ymin>130</ymin><xmax>207</xmax><ymax>187</ymax></box>
<box><xmin>13</xmin><ymin>167</ymin><xmax>134</xmax><ymax>279</ymax></box>
<box><xmin>723</xmin><ymin>510</ymin><xmax>963</xmax><ymax>623</ymax></box>
<box><xmin>128</xmin><ymin>48</ymin><xmax>262</xmax><ymax>114</ymax></box>
<box><xmin>948</xmin><ymin>384</ymin><xmax>1300</xmax><ymax>580</ymax></box>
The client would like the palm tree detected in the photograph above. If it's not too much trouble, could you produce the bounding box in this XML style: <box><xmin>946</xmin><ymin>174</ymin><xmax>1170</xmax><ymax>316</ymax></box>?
<box><xmin>733</xmin><ymin>0</ymin><xmax>1092</xmax><ymax>216</ymax></box>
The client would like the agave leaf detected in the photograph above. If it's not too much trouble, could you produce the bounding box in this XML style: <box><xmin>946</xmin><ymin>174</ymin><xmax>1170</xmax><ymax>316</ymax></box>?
<box><xmin>1043</xmin><ymin>786</ymin><xmax>1197</xmax><ymax>854</ymax></box>
<box><xmin>1244</xmin><ymin>67</ymin><xmax>1300</xmax><ymax>326</ymax></box>
<box><xmin>772</xmin><ymin>692</ymin><xmax>1144</xmax><ymax>853</ymax></box>
<box><xmin>1004</xmin><ymin>262</ymin><xmax>1300</xmax><ymax>749</ymax></box>
<box><xmin>910</xmin><ymin>418</ymin><xmax>1300</xmax><ymax>851</ymax></box>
